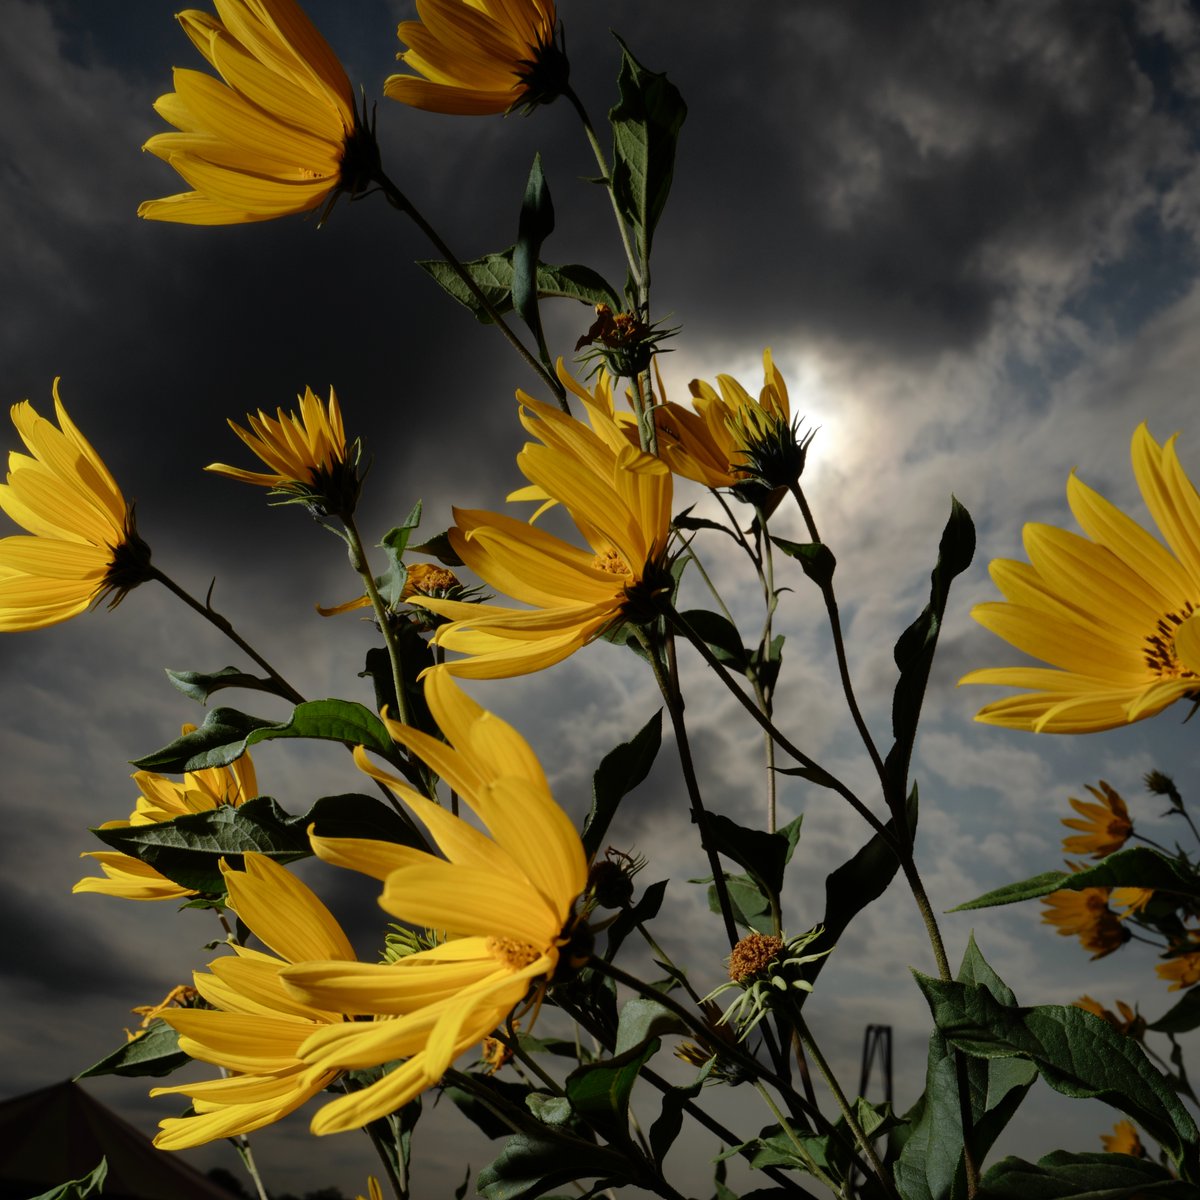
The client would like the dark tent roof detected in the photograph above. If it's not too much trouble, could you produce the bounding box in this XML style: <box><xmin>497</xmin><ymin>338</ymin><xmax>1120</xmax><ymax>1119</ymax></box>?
<box><xmin>0</xmin><ymin>1081</ymin><xmax>233</xmax><ymax>1200</ymax></box>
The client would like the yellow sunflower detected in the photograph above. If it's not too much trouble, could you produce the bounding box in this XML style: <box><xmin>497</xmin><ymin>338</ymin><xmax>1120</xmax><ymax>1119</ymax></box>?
<box><xmin>652</xmin><ymin>349</ymin><xmax>811</xmax><ymax>503</ymax></box>
<box><xmin>1157</xmin><ymin>949</ymin><xmax>1200</xmax><ymax>991</ymax></box>
<box><xmin>279</xmin><ymin>670</ymin><xmax>589</xmax><ymax>1135</ymax></box>
<box><xmin>961</xmin><ymin>423</ymin><xmax>1200</xmax><ymax>732</ymax></box>
<box><xmin>0</xmin><ymin>381</ymin><xmax>151</xmax><ymax>631</ymax></box>
<box><xmin>74</xmin><ymin>739</ymin><xmax>258</xmax><ymax>902</ymax></box>
<box><xmin>1041</xmin><ymin>877</ymin><xmax>1128</xmax><ymax>959</ymax></box>
<box><xmin>139</xmin><ymin>0</ymin><xmax>374</xmax><ymax>224</ymax></box>
<box><xmin>385</xmin><ymin>0</ymin><xmax>567</xmax><ymax>116</ymax></box>
<box><xmin>414</xmin><ymin>371</ymin><xmax>673</xmax><ymax>678</ymax></box>
<box><xmin>149</xmin><ymin>854</ymin><xmax>357</xmax><ymax>1149</ymax></box>
<box><xmin>207</xmin><ymin>386</ymin><xmax>360</xmax><ymax>515</ymax></box>
<box><xmin>1061</xmin><ymin>781</ymin><xmax>1133</xmax><ymax>858</ymax></box>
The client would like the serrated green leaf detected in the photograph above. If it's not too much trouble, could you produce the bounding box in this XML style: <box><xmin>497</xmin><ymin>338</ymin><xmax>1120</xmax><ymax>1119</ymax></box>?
<box><xmin>914</xmin><ymin>974</ymin><xmax>1200</xmax><ymax>1177</ymax></box>
<box><xmin>884</xmin><ymin>497</ymin><xmax>975</xmax><ymax>802</ymax></box>
<box><xmin>609</xmin><ymin>36</ymin><xmax>687</xmax><ymax>272</ymax></box>
<box><xmin>165</xmin><ymin>665</ymin><xmax>278</xmax><ymax>704</ymax></box>
<box><xmin>133</xmin><ymin>699</ymin><xmax>396</xmax><ymax>773</ymax></box>
<box><xmin>953</xmin><ymin>847</ymin><xmax>1200</xmax><ymax>912</ymax></box>
<box><xmin>583</xmin><ymin>711</ymin><xmax>662</xmax><ymax>859</ymax></box>
<box><xmin>92</xmin><ymin>792</ymin><xmax>422</xmax><ymax>893</ymax></box>
<box><xmin>75</xmin><ymin>1019</ymin><xmax>188</xmax><ymax>1081</ymax></box>
<box><xmin>418</xmin><ymin>251</ymin><xmax>620</xmax><ymax>324</ymax></box>
<box><xmin>979</xmin><ymin>1149</ymin><xmax>1193</xmax><ymax>1198</ymax></box>
<box><xmin>372</xmin><ymin>502</ymin><xmax>424</xmax><ymax>607</ymax></box>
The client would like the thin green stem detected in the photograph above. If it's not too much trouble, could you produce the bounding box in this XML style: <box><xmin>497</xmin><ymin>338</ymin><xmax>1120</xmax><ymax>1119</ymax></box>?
<box><xmin>149</xmin><ymin>567</ymin><xmax>305</xmax><ymax>705</ymax></box>
<box><xmin>371</xmin><ymin>169</ymin><xmax>567</xmax><ymax>408</ymax></box>
<box><xmin>631</xmin><ymin>916</ymin><xmax>704</xmax><ymax>1004</ymax></box>
<box><xmin>787</xmin><ymin>481</ymin><xmax>889</xmax><ymax>801</ymax></box>
<box><xmin>563</xmin><ymin>84</ymin><xmax>644</xmax><ymax>301</ymax></box>
<box><xmin>231</xmin><ymin>1133</ymin><xmax>270</xmax><ymax>1200</ymax></box>
<box><xmin>756</xmin><ymin>510</ymin><xmax>780</xmax><ymax>834</ymax></box>
<box><xmin>342</xmin><ymin>515</ymin><xmax>411</xmax><ymax>729</ymax></box>
<box><xmin>642</xmin><ymin>627</ymin><xmax>738</xmax><ymax>948</ymax></box>
<box><xmin>792</xmin><ymin>1013</ymin><xmax>897</xmax><ymax>1198</ymax></box>
<box><xmin>631</xmin><ymin>370</ymin><xmax>659</xmax><ymax>457</ymax></box>
<box><xmin>751</xmin><ymin>1079</ymin><xmax>844</xmax><ymax>1197</ymax></box>
<box><xmin>667</xmin><ymin>605</ymin><xmax>895</xmax><ymax>847</ymax></box>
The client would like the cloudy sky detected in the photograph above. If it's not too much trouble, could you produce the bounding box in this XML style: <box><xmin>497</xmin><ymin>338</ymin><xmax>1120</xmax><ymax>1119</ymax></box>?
<box><xmin>3</xmin><ymin>0</ymin><xmax>1200</xmax><ymax>1194</ymax></box>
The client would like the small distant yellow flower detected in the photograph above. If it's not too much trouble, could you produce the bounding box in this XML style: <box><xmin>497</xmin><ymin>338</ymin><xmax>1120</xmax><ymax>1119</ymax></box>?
<box><xmin>207</xmin><ymin>386</ymin><xmax>360</xmax><ymax>516</ymax></box>
<box><xmin>961</xmin><ymin>423</ymin><xmax>1200</xmax><ymax>732</ymax></box>
<box><xmin>139</xmin><ymin>0</ymin><xmax>374</xmax><ymax>224</ymax></box>
<box><xmin>356</xmin><ymin>1180</ymin><xmax>383</xmax><ymax>1200</ymax></box>
<box><xmin>0</xmin><ymin>381</ymin><xmax>152</xmax><ymax>631</ymax></box>
<box><xmin>414</xmin><ymin>367</ymin><xmax>673</xmax><ymax>678</ymax></box>
<box><xmin>1111</xmin><ymin>886</ymin><xmax>1154</xmax><ymax>919</ymax></box>
<box><xmin>278</xmin><ymin>670</ymin><xmax>589</xmax><ymax>1135</ymax></box>
<box><xmin>653</xmin><ymin>349</ymin><xmax>812</xmax><ymax>505</ymax></box>
<box><xmin>149</xmin><ymin>854</ymin><xmax>357</xmax><ymax>1149</ymax></box>
<box><xmin>1157</xmin><ymin>949</ymin><xmax>1200</xmax><ymax>991</ymax></box>
<box><xmin>385</xmin><ymin>0</ymin><xmax>567</xmax><ymax>116</ymax></box>
<box><xmin>74</xmin><ymin>738</ymin><xmax>258</xmax><ymax>902</ymax></box>
<box><xmin>1061</xmin><ymin>781</ymin><xmax>1133</xmax><ymax>858</ymax></box>
<box><xmin>1073</xmin><ymin>995</ymin><xmax>1144</xmax><ymax>1039</ymax></box>
<box><xmin>1100</xmin><ymin>1119</ymin><xmax>1145</xmax><ymax>1157</ymax></box>
<box><xmin>1042</xmin><ymin>877</ymin><xmax>1128</xmax><ymax>959</ymax></box>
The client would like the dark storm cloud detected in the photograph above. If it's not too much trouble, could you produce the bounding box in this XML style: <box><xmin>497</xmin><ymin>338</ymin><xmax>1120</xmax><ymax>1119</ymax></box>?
<box><xmin>592</xmin><ymin>2</ymin><xmax>1195</xmax><ymax>363</ymax></box>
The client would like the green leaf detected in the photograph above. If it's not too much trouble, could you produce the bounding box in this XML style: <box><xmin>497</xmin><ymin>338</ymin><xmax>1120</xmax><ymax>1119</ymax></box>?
<box><xmin>165</xmin><ymin>666</ymin><xmax>278</xmax><ymax>704</ymax></box>
<box><xmin>445</xmin><ymin>1074</ymin><xmax>536</xmax><ymax>1141</ymax></box>
<box><xmin>677</xmin><ymin>609</ymin><xmax>748</xmax><ymax>672</ymax></box>
<box><xmin>418</xmin><ymin>251</ymin><xmax>620</xmax><ymax>325</ymax></box>
<box><xmin>133</xmin><ymin>699</ymin><xmax>396</xmax><ymax>773</ymax></box>
<box><xmin>647</xmin><ymin>1073</ymin><xmax>705</xmax><ymax>1166</ymax></box>
<box><xmin>979</xmin><ymin>1150</ymin><xmax>1193</xmax><ymax>1198</ymax></box>
<box><xmin>771</xmin><ymin>538</ymin><xmax>836</xmax><ymax>587</ymax></box>
<box><xmin>373</xmin><ymin>501</ymin><xmax>424</xmax><ymax>607</ymax></box>
<box><xmin>798</xmin><ymin>786</ymin><xmax>918</xmax><ymax>999</ymax></box>
<box><xmin>476</xmin><ymin>1131</ymin><xmax>633</xmax><ymax>1200</ymax></box>
<box><xmin>706</xmin><ymin>812</ymin><xmax>803</xmax><ymax>910</ymax></box>
<box><xmin>895</xmin><ymin>938</ymin><xmax>1037</xmax><ymax>1200</ymax></box>
<box><xmin>1149</xmin><ymin>988</ymin><xmax>1200</xmax><ymax>1035</ymax></box>
<box><xmin>30</xmin><ymin>1160</ymin><xmax>107</xmax><ymax>1200</ymax></box>
<box><xmin>614</xmin><ymin>997</ymin><xmax>688</xmax><ymax>1056</ymax></box>
<box><xmin>884</xmin><ymin>497</ymin><xmax>975</xmax><ymax>801</ymax></box>
<box><xmin>954</xmin><ymin>847</ymin><xmax>1200</xmax><ymax>911</ymax></box>
<box><xmin>608</xmin><ymin>36</ymin><xmax>687</xmax><ymax>272</ymax></box>
<box><xmin>691</xmin><ymin>868</ymin><xmax>776</xmax><ymax>934</ymax></box>
<box><xmin>602</xmin><ymin>878</ymin><xmax>667</xmax><ymax>959</ymax></box>
<box><xmin>92</xmin><ymin>792</ymin><xmax>422</xmax><ymax>894</ymax></box>
<box><xmin>914</xmin><ymin>973</ymin><xmax>1200</xmax><ymax>1177</ymax></box>
<box><xmin>527</xmin><ymin>1093</ymin><xmax>573</xmax><ymax>1127</ymax></box>
<box><xmin>565</xmin><ymin>1039</ymin><xmax>660</xmax><ymax>1145</ymax></box>
<box><xmin>583</xmin><ymin>712</ymin><xmax>662</xmax><ymax>859</ymax></box>
<box><xmin>76</xmin><ymin>1018</ymin><xmax>188</xmax><ymax>1080</ymax></box>
<box><xmin>513</xmin><ymin>153</ymin><xmax>554</xmax><ymax>359</ymax></box>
